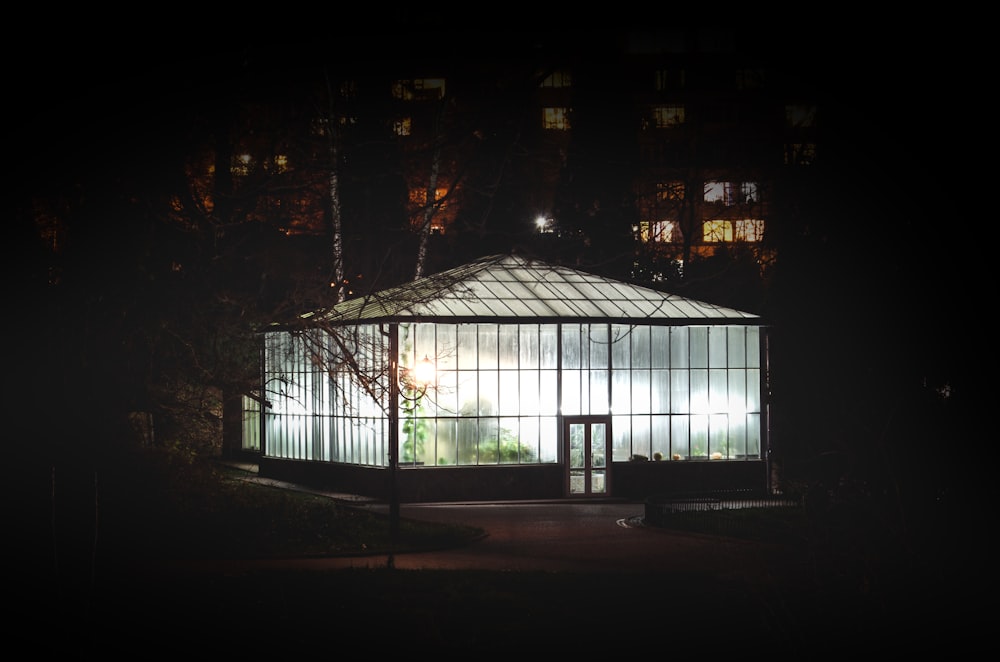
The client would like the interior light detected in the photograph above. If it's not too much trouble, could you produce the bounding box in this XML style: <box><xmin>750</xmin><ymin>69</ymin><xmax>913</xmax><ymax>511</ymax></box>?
<box><xmin>413</xmin><ymin>355</ymin><xmax>435</xmax><ymax>387</ymax></box>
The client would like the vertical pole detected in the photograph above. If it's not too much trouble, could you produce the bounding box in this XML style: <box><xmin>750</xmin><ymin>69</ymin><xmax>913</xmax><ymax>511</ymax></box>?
<box><xmin>387</xmin><ymin>323</ymin><xmax>400</xmax><ymax>567</ymax></box>
<box><xmin>259</xmin><ymin>335</ymin><xmax>267</xmax><ymax>458</ymax></box>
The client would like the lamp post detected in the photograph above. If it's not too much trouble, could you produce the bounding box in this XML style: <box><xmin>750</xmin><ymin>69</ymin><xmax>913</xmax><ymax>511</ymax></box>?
<box><xmin>387</xmin><ymin>326</ymin><xmax>433</xmax><ymax>568</ymax></box>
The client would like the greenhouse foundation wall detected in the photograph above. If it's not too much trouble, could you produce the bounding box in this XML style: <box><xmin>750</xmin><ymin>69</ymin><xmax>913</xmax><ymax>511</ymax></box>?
<box><xmin>258</xmin><ymin>457</ymin><xmax>770</xmax><ymax>503</ymax></box>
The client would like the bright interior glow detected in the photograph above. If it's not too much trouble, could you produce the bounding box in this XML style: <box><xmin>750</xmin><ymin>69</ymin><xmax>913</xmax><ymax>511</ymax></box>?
<box><xmin>413</xmin><ymin>355</ymin><xmax>435</xmax><ymax>386</ymax></box>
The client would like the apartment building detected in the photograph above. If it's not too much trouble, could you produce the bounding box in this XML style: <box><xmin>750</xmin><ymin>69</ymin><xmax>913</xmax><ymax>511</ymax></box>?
<box><xmin>205</xmin><ymin>31</ymin><xmax>820</xmax><ymax>302</ymax></box>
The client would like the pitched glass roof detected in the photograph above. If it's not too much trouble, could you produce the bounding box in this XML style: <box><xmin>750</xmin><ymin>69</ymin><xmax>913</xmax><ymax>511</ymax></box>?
<box><xmin>310</xmin><ymin>253</ymin><xmax>760</xmax><ymax>325</ymax></box>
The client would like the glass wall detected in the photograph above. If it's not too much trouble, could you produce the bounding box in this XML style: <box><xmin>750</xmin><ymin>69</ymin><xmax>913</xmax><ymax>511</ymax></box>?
<box><xmin>400</xmin><ymin>323</ymin><xmax>560</xmax><ymax>466</ymax></box>
<box><xmin>261</xmin><ymin>321</ymin><xmax>763</xmax><ymax>468</ymax></box>
<box><xmin>262</xmin><ymin>325</ymin><xmax>390</xmax><ymax>466</ymax></box>
<box><xmin>241</xmin><ymin>393</ymin><xmax>261</xmax><ymax>452</ymax></box>
<box><xmin>611</xmin><ymin>324</ymin><xmax>761</xmax><ymax>461</ymax></box>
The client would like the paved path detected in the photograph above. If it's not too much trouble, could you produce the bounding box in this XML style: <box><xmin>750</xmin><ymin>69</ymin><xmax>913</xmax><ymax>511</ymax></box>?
<box><xmin>153</xmin><ymin>496</ymin><xmax>810</xmax><ymax>591</ymax></box>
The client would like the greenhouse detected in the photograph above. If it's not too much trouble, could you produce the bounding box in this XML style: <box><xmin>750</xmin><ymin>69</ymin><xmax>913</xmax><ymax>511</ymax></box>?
<box><xmin>250</xmin><ymin>253</ymin><xmax>772</xmax><ymax>502</ymax></box>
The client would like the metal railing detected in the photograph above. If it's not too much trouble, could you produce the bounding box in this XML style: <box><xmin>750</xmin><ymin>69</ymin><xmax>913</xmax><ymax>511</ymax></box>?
<box><xmin>643</xmin><ymin>490</ymin><xmax>804</xmax><ymax>540</ymax></box>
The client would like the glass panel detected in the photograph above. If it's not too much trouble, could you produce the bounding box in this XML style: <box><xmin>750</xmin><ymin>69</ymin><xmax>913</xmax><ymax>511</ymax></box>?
<box><xmin>591</xmin><ymin>423</ymin><xmax>606</xmax><ymax>468</ymax></box>
<box><xmin>747</xmin><ymin>327</ymin><xmax>760</xmax><ymax>368</ymax></box>
<box><xmin>631</xmin><ymin>325</ymin><xmax>650</xmax><ymax>368</ymax></box>
<box><xmin>478</xmin><ymin>370</ymin><xmax>499</xmax><ymax>416</ymax></box>
<box><xmin>520</xmin><ymin>370</ymin><xmax>540</xmax><ymax>415</ymax></box>
<box><xmin>709</xmin><ymin>369</ymin><xmax>728</xmax><ymax>413</ymax></box>
<box><xmin>747</xmin><ymin>413</ymin><xmax>761</xmax><ymax>457</ymax></box>
<box><xmin>562</xmin><ymin>325</ymin><xmax>581</xmax><ymax>369</ymax></box>
<box><xmin>498</xmin><ymin>370</ymin><xmax>519</xmax><ymax>415</ymax></box>
<box><xmin>670</xmin><ymin>326</ymin><xmax>688</xmax><ymax>369</ymax></box>
<box><xmin>747</xmin><ymin>369</ymin><xmax>760</xmax><ymax>412</ymax></box>
<box><xmin>709</xmin><ymin>414</ymin><xmax>727</xmax><ymax>459</ymax></box>
<box><xmin>539</xmin><ymin>416</ymin><xmax>558</xmax><ymax>462</ymax></box>
<box><xmin>631</xmin><ymin>415</ymin><xmax>650</xmax><ymax>458</ymax></box>
<box><xmin>690</xmin><ymin>369</ymin><xmax>709</xmax><ymax>414</ymax></box>
<box><xmin>727</xmin><ymin>370</ymin><xmax>746</xmax><ymax>415</ymax></box>
<box><xmin>611</xmin><ymin>368</ymin><xmax>629</xmax><ymax>416</ymax></box>
<box><xmin>499</xmin><ymin>324</ymin><xmax>519</xmax><ymax>368</ymax></box>
<box><xmin>435</xmin><ymin>324</ymin><xmax>457</xmax><ymax>371</ymax></box>
<box><xmin>612</xmin><ymin>415</ymin><xmax>631</xmax><ymax>462</ymax></box>
<box><xmin>434</xmin><ymin>369</ymin><xmax>458</xmax><ymax>416</ymax></box>
<box><xmin>589</xmin><ymin>324</ymin><xmax>609</xmax><ymax>369</ymax></box>
<box><xmin>651</xmin><ymin>415</ymin><xmax>669</xmax><ymax>461</ymax></box>
<box><xmin>457</xmin><ymin>371</ymin><xmax>478</xmax><ymax>416</ymax></box>
<box><xmin>562</xmin><ymin>371</ymin><xmax>581</xmax><ymax>415</ymax></box>
<box><xmin>631</xmin><ymin>369</ymin><xmax>650</xmax><ymax>414</ymax></box>
<box><xmin>590</xmin><ymin>370</ymin><xmax>609</xmax><ymax>414</ymax></box>
<box><xmin>519</xmin><ymin>325</ymin><xmax>539</xmax><ymax>368</ymax></box>
<box><xmin>478</xmin><ymin>324</ymin><xmax>498</xmax><ymax>369</ymax></box>
<box><xmin>436</xmin><ymin>418</ymin><xmax>457</xmax><ymax>466</ymax></box>
<box><xmin>611</xmin><ymin>324</ymin><xmax>631</xmax><ymax>368</ymax></box>
<box><xmin>727</xmin><ymin>327</ymin><xmax>746</xmax><ymax>368</ymax></box>
<box><xmin>457</xmin><ymin>415</ymin><xmax>478</xmax><ymax>465</ymax></box>
<box><xmin>670</xmin><ymin>370</ymin><xmax>689</xmax><ymax>414</ymax></box>
<box><xmin>540</xmin><ymin>371</ymin><xmax>559</xmax><ymax>415</ymax></box>
<box><xmin>671</xmin><ymin>415</ymin><xmax>689</xmax><ymax>459</ymax></box>
<box><xmin>519</xmin><ymin>417</ymin><xmax>540</xmax><ymax>462</ymax></box>
<box><xmin>479</xmin><ymin>417</ymin><xmax>500</xmax><ymax>464</ymax></box>
<box><xmin>590</xmin><ymin>470</ymin><xmax>607</xmax><ymax>494</ymax></box>
<box><xmin>691</xmin><ymin>414</ymin><xmax>708</xmax><ymax>457</ymax></box>
<box><xmin>651</xmin><ymin>326</ymin><xmax>669</xmax><ymax>368</ymax></box>
<box><xmin>539</xmin><ymin>325</ymin><xmax>559</xmax><ymax>368</ymax></box>
<box><xmin>457</xmin><ymin>325</ymin><xmax>477</xmax><ymax>369</ymax></box>
<box><xmin>709</xmin><ymin>326</ymin><xmax>727</xmax><ymax>368</ymax></box>
<box><xmin>499</xmin><ymin>417</ymin><xmax>521</xmax><ymax>463</ymax></box>
<box><xmin>415</xmin><ymin>322</ymin><xmax>436</xmax><ymax>364</ymax></box>
<box><xmin>728</xmin><ymin>414</ymin><xmax>746</xmax><ymax>458</ymax></box>
<box><xmin>569</xmin><ymin>470</ymin><xmax>586</xmax><ymax>494</ymax></box>
<box><xmin>651</xmin><ymin>369</ymin><xmax>669</xmax><ymax>412</ymax></box>
<box><xmin>569</xmin><ymin>423</ymin><xmax>585</xmax><ymax>469</ymax></box>
<box><xmin>690</xmin><ymin>327</ymin><xmax>708</xmax><ymax>368</ymax></box>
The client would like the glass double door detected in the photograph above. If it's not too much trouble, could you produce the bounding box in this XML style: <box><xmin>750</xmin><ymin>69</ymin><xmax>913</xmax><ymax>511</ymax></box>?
<box><xmin>565</xmin><ymin>416</ymin><xmax>609</xmax><ymax>497</ymax></box>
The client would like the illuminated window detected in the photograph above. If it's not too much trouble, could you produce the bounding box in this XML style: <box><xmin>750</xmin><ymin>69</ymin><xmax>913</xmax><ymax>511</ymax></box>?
<box><xmin>231</xmin><ymin>153</ymin><xmax>253</xmax><ymax>177</ymax></box>
<box><xmin>703</xmin><ymin>220</ymin><xmax>733</xmax><ymax>243</ymax></box>
<box><xmin>704</xmin><ymin>219</ymin><xmax>764</xmax><ymax>242</ymax></box>
<box><xmin>543</xmin><ymin>107</ymin><xmax>571</xmax><ymax>130</ymax></box>
<box><xmin>656</xmin><ymin>181</ymin><xmax>685</xmax><ymax>202</ymax></box>
<box><xmin>272</xmin><ymin>154</ymin><xmax>289</xmax><ymax>174</ymax></box>
<box><xmin>786</xmin><ymin>104</ymin><xmax>817</xmax><ymax>128</ymax></box>
<box><xmin>393</xmin><ymin>117</ymin><xmax>412</xmax><ymax>136</ymax></box>
<box><xmin>410</xmin><ymin>187</ymin><xmax>448</xmax><ymax>211</ymax></box>
<box><xmin>652</xmin><ymin>105</ymin><xmax>685</xmax><ymax>128</ymax></box>
<box><xmin>639</xmin><ymin>220</ymin><xmax>676</xmax><ymax>243</ymax></box>
<box><xmin>392</xmin><ymin>78</ymin><xmax>446</xmax><ymax>100</ymax></box>
<box><xmin>785</xmin><ymin>143</ymin><xmax>816</xmax><ymax>165</ymax></box>
<box><xmin>704</xmin><ymin>181</ymin><xmax>758</xmax><ymax>205</ymax></box>
<box><xmin>734</xmin><ymin>219</ymin><xmax>764</xmax><ymax>242</ymax></box>
<box><xmin>540</xmin><ymin>70</ymin><xmax>572</xmax><ymax>88</ymax></box>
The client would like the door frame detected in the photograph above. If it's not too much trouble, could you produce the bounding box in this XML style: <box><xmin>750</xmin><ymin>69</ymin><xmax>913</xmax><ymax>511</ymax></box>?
<box><xmin>563</xmin><ymin>415</ymin><xmax>611</xmax><ymax>497</ymax></box>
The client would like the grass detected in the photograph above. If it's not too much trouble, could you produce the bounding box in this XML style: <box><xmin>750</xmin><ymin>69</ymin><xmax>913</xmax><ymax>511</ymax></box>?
<box><xmin>88</xmin><ymin>455</ymin><xmax>486</xmax><ymax>562</ymax></box>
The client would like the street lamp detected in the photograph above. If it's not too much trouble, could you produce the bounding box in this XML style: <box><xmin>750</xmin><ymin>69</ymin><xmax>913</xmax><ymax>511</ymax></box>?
<box><xmin>387</xmin><ymin>341</ymin><xmax>435</xmax><ymax>568</ymax></box>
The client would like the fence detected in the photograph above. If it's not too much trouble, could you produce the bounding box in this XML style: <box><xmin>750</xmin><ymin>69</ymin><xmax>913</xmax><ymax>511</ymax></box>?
<box><xmin>643</xmin><ymin>489</ymin><xmax>804</xmax><ymax>540</ymax></box>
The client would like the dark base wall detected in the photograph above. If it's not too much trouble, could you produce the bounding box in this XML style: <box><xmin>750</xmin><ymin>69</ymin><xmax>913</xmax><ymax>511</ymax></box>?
<box><xmin>612</xmin><ymin>459</ymin><xmax>769</xmax><ymax>500</ymax></box>
<box><xmin>259</xmin><ymin>457</ymin><xmax>770</xmax><ymax>502</ymax></box>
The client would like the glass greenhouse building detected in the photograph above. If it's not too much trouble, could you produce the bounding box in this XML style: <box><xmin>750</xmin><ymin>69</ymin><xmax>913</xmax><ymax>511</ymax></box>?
<box><xmin>251</xmin><ymin>254</ymin><xmax>772</xmax><ymax>502</ymax></box>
